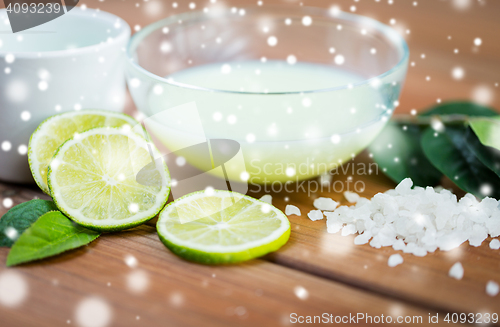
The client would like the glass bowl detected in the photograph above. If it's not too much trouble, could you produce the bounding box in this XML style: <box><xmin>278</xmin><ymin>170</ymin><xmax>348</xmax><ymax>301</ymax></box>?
<box><xmin>126</xmin><ymin>5</ymin><xmax>408</xmax><ymax>184</ymax></box>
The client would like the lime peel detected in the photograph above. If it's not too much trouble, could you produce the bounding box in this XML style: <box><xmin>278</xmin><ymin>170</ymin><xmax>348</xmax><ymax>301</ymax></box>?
<box><xmin>28</xmin><ymin>109</ymin><xmax>138</xmax><ymax>194</ymax></box>
<box><xmin>48</xmin><ymin>127</ymin><xmax>170</xmax><ymax>232</ymax></box>
<box><xmin>157</xmin><ymin>190</ymin><xmax>290</xmax><ymax>264</ymax></box>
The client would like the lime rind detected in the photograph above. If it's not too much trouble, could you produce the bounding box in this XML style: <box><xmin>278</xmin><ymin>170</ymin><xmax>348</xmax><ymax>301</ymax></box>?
<box><xmin>157</xmin><ymin>190</ymin><xmax>291</xmax><ymax>264</ymax></box>
<box><xmin>158</xmin><ymin>224</ymin><xmax>290</xmax><ymax>264</ymax></box>
<box><xmin>28</xmin><ymin>109</ymin><xmax>139</xmax><ymax>194</ymax></box>
<box><xmin>48</xmin><ymin>127</ymin><xmax>170</xmax><ymax>232</ymax></box>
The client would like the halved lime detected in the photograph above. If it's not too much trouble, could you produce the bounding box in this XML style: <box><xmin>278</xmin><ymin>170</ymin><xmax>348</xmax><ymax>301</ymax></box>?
<box><xmin>29</xmin><ymin>109</ymin><xmax>138</xmax><ymax>194</ymax></box>
<box><xmin>157</xmin><ymin>190</ymin><xmax>291</xmax><ymax>264</ymax></box>
<box><xmin>48</xmin><ymin>127</ymin><xmax>170</xmax><ymax>232</ymax></box>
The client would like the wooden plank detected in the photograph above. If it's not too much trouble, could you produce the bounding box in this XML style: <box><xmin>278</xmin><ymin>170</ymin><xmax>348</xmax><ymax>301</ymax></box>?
<box><xmin>0</xmin><ymin>223</ymin><xmax>435</xmax><ymax>327</ymax></box>
<box><xmin>86</xmin><ymin>0</ymin><xmax>500</xmax><ymax>113</ymax></box>
<box><xmin>0</xmin><ymin>0</ymin><xmax>499</xmax><ymax>325</ymax></box>
<box><xmin>249</xmin><ymin>158</ymin><xmax>500</xmax><ymax>314</ymax></box>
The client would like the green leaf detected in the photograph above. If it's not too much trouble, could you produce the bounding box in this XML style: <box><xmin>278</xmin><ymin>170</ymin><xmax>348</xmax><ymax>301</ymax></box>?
<box><xmin>421</xmin><ymin>125</ymin><xmax>500</xmax><ymax>198</ymax></box>
<box><xmin>0</xmin><ymin>199</ymin><xmax>58</xmax><ymax>247</ymax></box>
<box><xmin>368</xmin><ymin>122</ymin><xmax>441</xmax><ymax>187</ymax></box>
<box><xmin>464</xmin><ymin>127</ymin><xmax>500</xmax><ymax>177</ymax></box>
<box><xmin>469</xmin><ymin>116</ymin><xmax>500</xmax><ymax>151</ymax></box>
<box><xmin>420</xmin><ymin>101</ymin><xmax>498</xmax><ymax>117</ymax></box>
<box><xmin>6</xmin><ymin>211</ymin><xmax>100</xmax><ymax>266</ymax></box>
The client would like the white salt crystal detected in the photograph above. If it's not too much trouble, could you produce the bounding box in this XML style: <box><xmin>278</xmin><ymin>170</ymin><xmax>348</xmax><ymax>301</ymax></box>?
<box><xmin>307</xmin><ymin>209</ymin><xmax>324</xmax><ymax>221</ymax></box>
<box><xmin>395</xmin><ymin>178</ymin><xmax>413</xmax><ymax>195</ymax></box>
<box><xmin>285</xmin><ymin>205</ymin><xmax>301</xmax><ymax>216</ymax></box>
<box><xmin>411</xmin><ymin>246</ymin><xmax>428</xmax><ymax>257</ymax></box>
<box><xmin>437</xmin><ymin>232</ymin><xmax>468</xmax><ymax>251</ymax></box>
<box><xmin>392</xmin><ymin>239</ymin><xmax>406</xmax><ymax>251</ymax></box>
<box><xmin>460</xmin><ymin>193</ymin><xmax>479</xmax><ymax>207</ymax></box>
<box><xmin>370</xmin><ymin>236</ymin><xmax>382</xmax><ymax>248</ymax></box>
<box><xmin>486</xmin><ymin>281</ymin><xmax>499</xmax><ymax>297</ymax></box>
<box><xmin>259</xmin><ymin>194</ymin><xmax>272</xmax><ymax>204</ymax></box>
<box><xmin>424</xmin><ymin>244</ymin><xmax>438</xmax><ymax>253</ymax></box>
<box><xmin>341</xmin><ymin>223</ymin><xmax>356</xmax><ymax>236</ymax></box>
<box><xmin>486</xmin><ymin>217</ymin><xmax>500</xmax><ymax>237</ymax></box>
<box><xmin>378</xmin><ymin>226</ymin><xmax>397</xmax><ymax>247</ymax></box>
<box><xmin>490</xmin><ymin>239</ymin><xmax>500</xmax><ymax>250</ymax></box>
<box><xmin>313</xmin><ymin>197</ymin><xmax>338</xmax><ymax>211</ymax></box>
<box><xmin>323</xmin><ymin>211</ymin><xmax>337</xmax><ymax>220</ymax></box>
<box><xmin>388</xmin><ymin>254</ymin><xmax>403</xmax><ymax>267</ymax></box>
<box><xmin>479</xmin><ymin>197</ymin><xmax>498</xmax><ymax>214</ymax></box>
<box><xmin>469</xmin><ymin>225</ymin><xmax>488</xmax><ymax>246</ymax></box>
<box><xmin>354</xmin><ymin>231</ymin><xmax>372</xmax><ymax>245</ymax></box>
<box><xmin>403</xmin><ymin>242</ymin><xmax>418</xmax><ymax>254</ymax></box>
<box><xmin>344</xmin><ymin>191</ymin><xmax>360</xmax><ymax>203</ymax></box>
<box><xmin>448</xmin><ymin>262</ymin><xmax>464</xmax><ymax>280</ymax></box>
<box><xmin>327</xmin><ymin>220</ymin><xmax>343</xmax><ymax>234</ymax></box>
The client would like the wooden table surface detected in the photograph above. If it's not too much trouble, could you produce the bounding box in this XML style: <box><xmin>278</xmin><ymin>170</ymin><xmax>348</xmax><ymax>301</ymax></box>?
<box><xmin>1</xmin><ymin>1</ymin><xmax>500</xmax><ymax>326</ymax></box>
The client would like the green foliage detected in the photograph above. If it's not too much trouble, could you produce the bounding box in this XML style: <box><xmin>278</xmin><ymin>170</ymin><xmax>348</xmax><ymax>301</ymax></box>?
<box><xmin>0</xmin><ymin>199</ymin><xmax>57</xmax><ymax>247</ymax></box>
<box><xmin>469</xmin><ymin>117</ymin><xmax>500</xmax><ymax>150</ymax></box>
<box><xmin>420</xmin><ymin>101</ymin><xmax>497</xmax><ymax>117</ymax></box>
<box><xmin>371</xmin><ymin>101</ymin><xmax>500</xmax><ymax>198</ymax></box>
<box><xmin>6</xmin><ymin>211</ymin><xmax>100</xmax><ymax>266</ymax></box>
<box><xmin>369</xmin><ymin>123</ymin><xmax>441</xmax><ymax>187</ymax></box>
<box><xmin>421</xmin><ymin>126</ymin><xmax>500</xmax><ymax>198</ymax></box>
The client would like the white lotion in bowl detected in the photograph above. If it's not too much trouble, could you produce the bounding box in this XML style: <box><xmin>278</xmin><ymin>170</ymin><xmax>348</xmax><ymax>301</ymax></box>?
<box><xmin>147</xmin><ymin>60</ymin><xmax>390</xmax><ymax>183</ymax></box>
<box><xmin>126</xmin><ymin>6</ymin><xmax>408</xmax><ymax>183</ymax></box>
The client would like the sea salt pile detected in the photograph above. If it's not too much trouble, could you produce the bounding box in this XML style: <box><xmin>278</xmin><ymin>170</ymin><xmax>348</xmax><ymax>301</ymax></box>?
<box><xmin>325</xmin><ymin>178</ymin><xmax>500</xmax><ymax>256</ymax></box>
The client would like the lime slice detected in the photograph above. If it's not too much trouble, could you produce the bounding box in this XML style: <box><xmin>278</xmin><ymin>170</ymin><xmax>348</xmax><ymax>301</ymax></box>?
<box><xmin>48</xmin><ymin>127</ymin><xmax>170</xmax><ymax>232</ymax></box>
<box><xmin>29</xmin><ymin>109</ymin><xmax>138</xmax><ymax>194</ymax></box>
<box><xmin>156</xmin><ymin>190</ymin><xmax>291</xmax><ymax>264</ymax></box>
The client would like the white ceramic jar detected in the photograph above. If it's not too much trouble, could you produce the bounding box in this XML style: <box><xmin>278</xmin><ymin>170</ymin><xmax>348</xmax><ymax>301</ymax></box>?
<box><xmin>0</xmin><ymin>7</ymin><xmax>130</xmax><ymax>183</ymax></box>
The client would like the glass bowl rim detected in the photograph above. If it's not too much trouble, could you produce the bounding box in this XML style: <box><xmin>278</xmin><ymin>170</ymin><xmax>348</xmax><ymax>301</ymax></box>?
<box><xmin>126</xmin><ymin>4</ymin><xmax>409</xmax><ymax>95</ymax></box>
